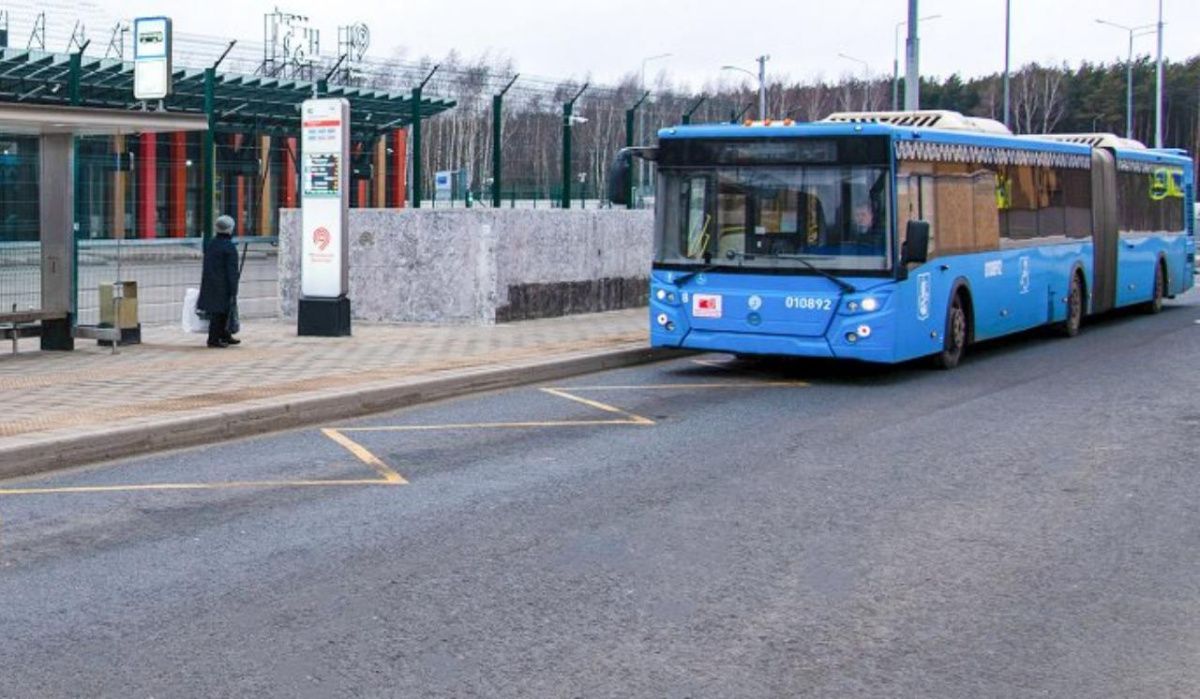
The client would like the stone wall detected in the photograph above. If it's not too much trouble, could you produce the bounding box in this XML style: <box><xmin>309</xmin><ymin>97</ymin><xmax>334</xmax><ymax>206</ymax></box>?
<box><xmin>279</xmin><ymin>208</ymin><xmax>654</xmax><ymax>324</ymax></box>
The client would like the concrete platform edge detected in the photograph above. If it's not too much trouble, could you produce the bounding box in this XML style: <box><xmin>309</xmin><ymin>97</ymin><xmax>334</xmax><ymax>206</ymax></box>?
<box><xmin>0</xmin><ymin>346</ymin><xmax>688</xmax><ymax>483</ymax></box>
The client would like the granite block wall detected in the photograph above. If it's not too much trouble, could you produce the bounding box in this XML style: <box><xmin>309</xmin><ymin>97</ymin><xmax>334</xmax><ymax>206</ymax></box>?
<box><xmin>279</xmin><ymin>208</ymin><xmax>653</xmax><ymax>324</ymax></box>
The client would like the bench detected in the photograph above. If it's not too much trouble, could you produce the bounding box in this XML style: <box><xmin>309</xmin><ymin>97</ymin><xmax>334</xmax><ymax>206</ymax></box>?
<box><xmin>0</xmin><ymin>310</ymin><xmax>66</xmax><ymax>354</ymax></box>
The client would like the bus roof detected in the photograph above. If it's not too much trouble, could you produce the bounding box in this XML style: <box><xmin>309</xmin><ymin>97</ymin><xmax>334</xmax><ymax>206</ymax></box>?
<box><xmin>657</xmin><ymin>119</ymin><xmax>1192</xmax><ymax>168</ymax></box>
<box><xmin>657</xmin><ymin>121</ymin><xmax>1094</xmax><ymax>158</ymax></box>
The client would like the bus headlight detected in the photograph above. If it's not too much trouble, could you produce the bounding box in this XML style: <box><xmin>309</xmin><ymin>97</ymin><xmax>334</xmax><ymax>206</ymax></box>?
<box><xmin>860</xmin><ymin>297</ymin><xmax>879</xmax><ymax>312</ymax></box>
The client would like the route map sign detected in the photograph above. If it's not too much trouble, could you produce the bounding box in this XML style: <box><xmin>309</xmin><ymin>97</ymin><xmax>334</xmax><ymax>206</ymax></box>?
<box><xmin>304</xmin><ymin>154</ymin><xmax>340</xmax><ymax>197</ymax></box>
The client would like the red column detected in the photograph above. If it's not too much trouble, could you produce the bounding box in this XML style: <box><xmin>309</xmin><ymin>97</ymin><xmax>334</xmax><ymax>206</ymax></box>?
<box><xmin>392</xmin><ymin>129</ymin><xmax>407</xmax><ymax>208</ymax></box>
<box><xmin>171</xmin><ymin>132</ymin><xmax>186</xmax><ymax>237</ymax></box>
<box><xmin>357</xmin><ymin>180</ymin><xmax>368</xmax><ymax>208</ymax></box>
<box><xmin>284</xmin><ymin>137</ymin><xmax>298</xmax><ymax>208</ymax></box>
<box><xmin>138</xmin><ymin>134</ymin><xmax>158</xmax><ymax>239</ymax></box>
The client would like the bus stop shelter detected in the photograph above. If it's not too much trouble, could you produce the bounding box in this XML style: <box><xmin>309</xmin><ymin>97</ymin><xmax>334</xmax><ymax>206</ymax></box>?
<box><xmin>0</xmin><ymin>102</ymin><xmax>206</xmax><ymax>350</ymax></box>
<box><xmin>0</xmin><ymin>48</ymin><xmax>456</xmax><ymax>350</ymax></box>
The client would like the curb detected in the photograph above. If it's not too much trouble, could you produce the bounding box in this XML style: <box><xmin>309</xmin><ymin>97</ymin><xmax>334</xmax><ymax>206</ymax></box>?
<box><xmin>0</xmin><ymin>345</ymin><xmax>687</xmax><ymax>483</ymax></box>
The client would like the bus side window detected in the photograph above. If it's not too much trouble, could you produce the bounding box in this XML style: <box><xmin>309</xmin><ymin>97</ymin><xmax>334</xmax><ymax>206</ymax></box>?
<box><xmin>896</xmin><ymin>164</ymin><xmax>931</xmax><ymax>257</ymax></box>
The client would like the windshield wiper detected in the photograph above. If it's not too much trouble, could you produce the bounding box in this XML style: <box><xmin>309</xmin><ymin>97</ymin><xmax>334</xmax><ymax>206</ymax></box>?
<box><xmin>668</xmin><ymin>256</ymin><xmax>723</xmax><ymax>287</ymax></box>
<box><xmin>723</xmin><ymin>249</ymin><xmax>857</xmax><ymax>293</ymax></box>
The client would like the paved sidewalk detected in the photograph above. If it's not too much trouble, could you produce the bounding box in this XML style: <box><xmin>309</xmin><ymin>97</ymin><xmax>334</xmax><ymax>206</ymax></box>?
<box><xmin>0</xmin><ymin>309</ymin><xmax>659</xmax><ymax>479</ymax></box>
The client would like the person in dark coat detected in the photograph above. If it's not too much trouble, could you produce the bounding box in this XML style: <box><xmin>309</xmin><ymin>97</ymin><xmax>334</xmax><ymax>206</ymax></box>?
<box><xmin>197</xmin><ymin>215</ymin><xmax>241</xmax><ymax>348</ymax></box>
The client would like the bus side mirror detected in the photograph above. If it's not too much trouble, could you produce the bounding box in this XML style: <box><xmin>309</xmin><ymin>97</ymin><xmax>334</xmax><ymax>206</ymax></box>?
<box><xmin>901</xmin><ymin>220</ymin><xmax>930</xmax><ymax>266</ymax></box>
<box><xmin>607</xmin><ymin>149</ymin><xmax>633</xmax><ymax>206</ymax></box>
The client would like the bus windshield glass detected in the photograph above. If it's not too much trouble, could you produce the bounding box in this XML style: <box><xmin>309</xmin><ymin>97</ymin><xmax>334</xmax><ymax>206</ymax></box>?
<box><xmin>656</xmin><ymin>166</ymin><xmax>892</xmax><ymax>273</ymax></box>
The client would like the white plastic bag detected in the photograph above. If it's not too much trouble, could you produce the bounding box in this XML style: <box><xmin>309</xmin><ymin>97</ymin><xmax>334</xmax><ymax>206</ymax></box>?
<box><xmin>181</xmin><ymin>288</ymin><xmax>209</xmax><ymax>334</ymax></box>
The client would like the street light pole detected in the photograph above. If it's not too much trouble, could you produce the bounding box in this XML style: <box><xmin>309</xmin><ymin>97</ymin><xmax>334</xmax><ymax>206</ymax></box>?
<box><xmin>1154</xmin><ymin>0</ymin><xmax>1163</xmax><ymax>148</ymax></box>
<box><xmin>721</xmin><ymin>62</ymin><xmax>768</xmax><ymax>120</ymax></box>
<box><xmin>1096</xmin><ymin>19</ymin><xmax>1156</xmax><ymax>140</ymax></box>
<box><xmin>894</xmin><ymin>14</ymin><xmax>940</xmax><ymax>111</ymax></box>
<box><xmin>1003</xmin><ymin>0</ymin><xmax>1010</xmax><ymax>129</ymax></box>
<box><xmin>904</xmin><ymin>0</ymin><xmax>920</xmax><ymax>110</ymax></box>
<box><xmin>756</xmin><ymin>54</ymin><xmax>770</xmax><ymax>119</ymax></box>
<box><xmin>838</xmin><ymin>53</ymin><xmax>870</xmax><ymax>110</ymax></box>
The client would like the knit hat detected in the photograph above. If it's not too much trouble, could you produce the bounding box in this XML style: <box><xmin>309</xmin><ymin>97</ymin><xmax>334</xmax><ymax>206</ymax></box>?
<box><xmin>215</xmin><ymin>215</ymin><xmax>236</xmax><ymax>235</ymax></box>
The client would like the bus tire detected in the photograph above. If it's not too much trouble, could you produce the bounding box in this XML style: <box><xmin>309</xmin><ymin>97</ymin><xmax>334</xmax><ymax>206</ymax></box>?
<box><xmin>933</xmin><ymin>292</ymin><xmax>969</xmax><ymax>370</ymax></box>
<box><xmin>1143</xmin><ymin>260</ymin><xmax>1165</xmax><ymax>314</ymax></box>
<box><xmin>1058</xmin><ymin>273</ymin><xmax>1084</xmax><ymax>337</ymax></box>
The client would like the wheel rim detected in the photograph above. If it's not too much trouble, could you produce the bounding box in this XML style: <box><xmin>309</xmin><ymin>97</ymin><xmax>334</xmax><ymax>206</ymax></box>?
<box><xmin>949</xmin><ymin>304</ymin><xmax>966</xmax><ymax>356</ymax></box>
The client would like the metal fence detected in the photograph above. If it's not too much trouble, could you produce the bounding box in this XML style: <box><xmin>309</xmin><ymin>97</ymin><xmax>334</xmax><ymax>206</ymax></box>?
<box><xmin>75</xmin><ymin>237</ymin><xmax>279</xmax><ymax>327</ymax></box>
<box><xmin>0</xmin><ymin>242</ymin><xmax>41</xmax><ymax>315</ymax></box>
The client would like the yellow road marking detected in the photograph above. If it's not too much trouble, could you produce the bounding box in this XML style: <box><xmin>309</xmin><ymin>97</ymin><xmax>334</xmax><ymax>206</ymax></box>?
<box><xmin>322</xmin><ymin>428</ymin><xmax>408</xmax><ymax>483</ymax></box>
<box><xmin>539</xmin><ymin>387</ymin><xmax>656</xmax><ymax>425</ymax></box>
<box><xmin>0</xmin><ymin>377</ymin><xmax>805</xmax><ymax>497</ymax></box>
<box><xmin>340</xmin><ymin>418</ymin><xmax>646</xmax><ymax>432</ymax></box>
<box><xmin>0</xmin><ymin>479</ymin><xmax>400</xmax><ymax>496</ymax></box>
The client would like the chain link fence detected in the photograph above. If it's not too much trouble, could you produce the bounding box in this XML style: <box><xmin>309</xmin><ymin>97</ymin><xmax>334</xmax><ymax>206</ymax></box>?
<box><xmin>75</xmin><ymin>237</ymin><xmax>279</xmax><ymax>327</ymax></box>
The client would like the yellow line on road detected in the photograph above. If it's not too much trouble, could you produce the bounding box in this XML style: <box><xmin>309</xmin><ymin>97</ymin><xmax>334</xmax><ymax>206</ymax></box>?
<box><xmin>539</xmin><ymin>387</ymin><xmax>656</xmax><ymax>425</ymax></box>
<box><xmin>322</xmin><ymin>428</ymin><xmax>408</xmax><ymax>484</ymax></box>
<box><xmin>339</xmin><ymin>418</ymin><xmax>647</xmax><ymax>432</ymax></box>
<box><xmin>0</xmin><ymin>478</ymin><xmax>401</xmax><ymax>496</ymax></box>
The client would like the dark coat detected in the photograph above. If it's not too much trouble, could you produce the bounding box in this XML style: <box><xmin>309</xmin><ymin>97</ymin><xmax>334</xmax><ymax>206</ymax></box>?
<box><xmin>197</xmin><ymin>234</ymin><xmax>239</xmax><ymax>314</ymax></box>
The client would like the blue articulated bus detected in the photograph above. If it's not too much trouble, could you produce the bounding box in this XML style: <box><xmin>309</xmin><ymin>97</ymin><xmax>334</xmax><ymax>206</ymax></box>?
<box><xmin>612</xmin><ymin>110</ymin><xmax>1195</xmax><ymax>368</ymax></box>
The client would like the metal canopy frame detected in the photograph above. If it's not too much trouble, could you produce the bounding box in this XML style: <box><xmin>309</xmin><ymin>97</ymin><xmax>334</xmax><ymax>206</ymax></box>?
<box><xmin>0</xmin><ymin>48</ymin><xmax>455</xmax><ymax>139</ymax></box>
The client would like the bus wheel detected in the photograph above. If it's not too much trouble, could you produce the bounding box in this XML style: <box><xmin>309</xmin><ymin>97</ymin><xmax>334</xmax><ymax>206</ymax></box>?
<box><xmin>1059</xmin><ymin>274</ymin><xmax>1083</xmax><ymax>337</ymax></box>
<box><xmin>933</xmin><ymin>294</ymin><xmax>968</xmax><ymax>370</ymax></box>
<box><xmin>1144</xmin><ymin>262</ymin><xmax>1165</xmax><ymax>314</ymax></box>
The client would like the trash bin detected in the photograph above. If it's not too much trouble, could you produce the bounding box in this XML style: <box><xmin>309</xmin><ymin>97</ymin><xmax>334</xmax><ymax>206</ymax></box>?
<box><xmin>98</xmin><ymin>281</ymin><xmax>141</xmax><ymax>346</ymax></box>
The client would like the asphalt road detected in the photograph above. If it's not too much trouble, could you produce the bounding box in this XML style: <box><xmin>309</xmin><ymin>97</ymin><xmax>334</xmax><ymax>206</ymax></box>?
<box><xmin>1</xmin><ymin>291</ymin><xmax>1199</xmax><ymax>697</ymax></box>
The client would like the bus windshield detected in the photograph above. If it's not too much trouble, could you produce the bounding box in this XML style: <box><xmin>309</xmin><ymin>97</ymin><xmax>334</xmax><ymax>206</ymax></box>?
<box><xmin>656</xmin><ymin>166</ymin><xmax>892</xmax><ymax>273</ymax></box>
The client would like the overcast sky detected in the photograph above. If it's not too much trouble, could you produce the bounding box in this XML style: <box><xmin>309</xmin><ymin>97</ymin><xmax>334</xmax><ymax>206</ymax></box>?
<box><xmin>25</xmin><ymin>0</ymin><xmax>1200</xmax><ymax>89</ymax></box>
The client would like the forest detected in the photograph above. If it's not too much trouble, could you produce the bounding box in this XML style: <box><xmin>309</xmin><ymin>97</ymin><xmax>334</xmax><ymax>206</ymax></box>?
<box><xmin>357</xmin><ymin>53</ymin><xmax>1200</xmax><ymax>203</ymax></box>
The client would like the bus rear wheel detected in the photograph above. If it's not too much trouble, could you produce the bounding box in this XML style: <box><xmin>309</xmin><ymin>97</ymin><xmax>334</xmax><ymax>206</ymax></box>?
<box><xmin>1059</xmin><ymin>274</ymin><xmax>1083</xmax><ymax>337</ymax></box>
<box><xmin>1143</xmin><ymin>262</ymin><xmax>1165</xmax><ymax>314</ymax></box>
<box><xmin>933</xmin><ymin>294</ymin><xmax>968</xmax><ymax>370</ymax></box>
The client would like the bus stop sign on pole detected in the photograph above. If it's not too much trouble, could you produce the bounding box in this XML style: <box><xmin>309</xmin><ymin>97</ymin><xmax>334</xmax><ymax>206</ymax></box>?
<box><xmin>133</xmin><ymin>17</ymin><xmax>173</xmax><ymax>101</ymax></box>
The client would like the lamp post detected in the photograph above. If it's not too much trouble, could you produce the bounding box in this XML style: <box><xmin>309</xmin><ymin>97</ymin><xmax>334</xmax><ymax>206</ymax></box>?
<box><xmin>904</xmin><ymin>0</ymin><xmax>920</xmax><ymax>110</ymax></box>
<box><xmin>1004</xmin><ymin>0</ymin><xmax>1010</xmax><ymax>129</ymax></box>
<box><xmin>893</xmin><ymin>14</ymin><xmax>940</xmax><ymax>110</ymax></box>
<box><xmin>838</xmin><ymin>53</ymin><xmax>870</xmax><ymax>110</ymax></box>
<box><xmin>640</xmin><ymin>53</ymin><xmax>672</xmax><ymax>92</ymax></box>
<box><xmin>721</xmin><ymin>56</ymin><xmax>769</xmax><ymax>120</ymax></box>
<box><xmin>1154</xmin><ymin>0</ymin><xmax>1164</xmax><ymax>148</ymax></box>
<box><xmin>1095</xmin><ymin>19</ymin><xmax>1156</xmax><ymax>139</ymax></box>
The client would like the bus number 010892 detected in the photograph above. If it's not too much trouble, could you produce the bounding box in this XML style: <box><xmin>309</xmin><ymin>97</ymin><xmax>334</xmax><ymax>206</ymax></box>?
<box><xmin>785</xmin><ymin>296</ymin><xmax>833</xmax><ymax>311</ymax></box>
